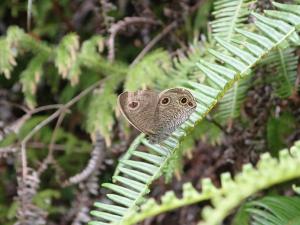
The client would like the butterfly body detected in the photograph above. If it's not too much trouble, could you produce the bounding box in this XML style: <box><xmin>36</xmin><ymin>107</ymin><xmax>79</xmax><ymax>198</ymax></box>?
<box><xmin>118</xmin><ymin>88</ymin><xmax>196</xmax><ymax>143</ymax></box>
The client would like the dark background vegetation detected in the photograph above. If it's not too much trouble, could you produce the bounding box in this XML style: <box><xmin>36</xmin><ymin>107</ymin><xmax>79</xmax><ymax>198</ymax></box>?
<box><xmin>0</xmin><ymin>0</ymin><xmax>299</xmax><ymax>225</ymax></box>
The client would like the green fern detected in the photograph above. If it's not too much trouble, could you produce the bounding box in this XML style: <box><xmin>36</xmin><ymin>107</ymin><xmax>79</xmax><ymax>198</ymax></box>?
<box><xmin>20</xmin><ymin>53</ymin><xmax>48</xmax><ymax>108</ymax></box>
<box><xmin>171</xmin><ymin>42</ymin><xmax>210</xmax><ymax>80</ymax></box>
<box><xmin>234</xmin><ymin>196</ymin><xmax>300</xmax><ymax>225</ymax></box>
<box><xmin>0</xmin><ymin>26</ymin><xmax>50</xmax><ymax>79</ymax></box>
<box><xmin>213</xmin><ymin>1</ymin><xmax>300</xmax><ymax>124</ymax></box>
<box><xmin>86</xmin><ymin>74</ymin><xmax>124</xmax><ymax>146</ymax></box>
<box><xmin>54</xmin><ymin>33</ymin><xmax>80</xmax><ymax>85</ymax></box>
<box><xmin>262</xmin><ymin>47</ymin><xmax>299</xmax><ymax>98</ymax></box>
<box><xmin>0</xmin><ymin>26</ymin><xmax>127</xmax><ymax>141</ymax></box>
<box><xmin>214</xmin><ymin>75</ymin><xmax>251</xmax><ymax>124</ymax></box>
<box><xmin>0</xmin><ymin>38</ymin><xmax>16</xmax><ymax>78</ymax></box>
<box><xmin>211</xmin><ymin>0</ymin><xmax>255</xmax><ymax>40</ymax></box>
<box><xmin>89</xmin><ymin>3</ymin><xmax>300</xmax><ymax>225</ymax></box>
<box><xmin>125</xmin><ymin>49</ymin><xmax>171</xmax><ymax>91</ymax></box>
<box><xmin>211</xmin><ymin>0</ymin><xmax>255</xmax><ymax>124</ymax></box>
<box><xmin>118</xmin><ymin>142</ymin><xmax>300</xmax><ymax>225</ymax></box>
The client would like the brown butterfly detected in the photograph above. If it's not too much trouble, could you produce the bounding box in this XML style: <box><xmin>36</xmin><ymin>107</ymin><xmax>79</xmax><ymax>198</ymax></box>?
<box><xmin>118</xmin><ymin>88</ymin><xmax>197</xmax><ymax>143</ymax></box>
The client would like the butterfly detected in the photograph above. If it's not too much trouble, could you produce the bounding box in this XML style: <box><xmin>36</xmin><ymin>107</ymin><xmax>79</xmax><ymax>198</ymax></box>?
<box><xmin>118</xmin><ymin>88</ymin><xmax>196</xmax><ymax>143</ymax></box>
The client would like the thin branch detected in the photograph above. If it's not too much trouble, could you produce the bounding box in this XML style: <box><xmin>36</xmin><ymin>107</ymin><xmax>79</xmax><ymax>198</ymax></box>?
<box><xmin>37</xmin><ymin>111</ymin><xmax>67</xmax><ymax>175</ymax></box>
<box><xmin>107</xmin><ymin>17</ymin><xmax>160</xmax><ymax>62</ymax></box>
<box><xmin>0</xmin><ymin>100</ymin><xmax>29</xmax><ymax>113</ymax></box>
<box><xmin>30</xmin><ymin>104</ymin><xmax>63</xmax><ymax>114</ymax></box>
<box><xmin>20</xmin><ymin>79</ymin><xmax>104</xmax><ymax>181</ymax></box>
<box><xmin>130</xmin><ymin>21</ymin><xmax>178</xmax><ymax>66</ymax></box>
<box><xmin>0</xmin><ymin>114</ymin><xmax>31</xmax><ymax>143</ymax></box>
<box><xmin>27</xmin><ymin>0</ymin><xmax>33</xmax><ymax>31</ymax></box>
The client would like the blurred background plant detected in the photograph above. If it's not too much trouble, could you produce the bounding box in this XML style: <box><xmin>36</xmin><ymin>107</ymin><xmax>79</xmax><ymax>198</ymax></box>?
<box><xmin>0</xmin><ymin>0</ymin><xmax>299</xmax><ymax>225</ymax></box>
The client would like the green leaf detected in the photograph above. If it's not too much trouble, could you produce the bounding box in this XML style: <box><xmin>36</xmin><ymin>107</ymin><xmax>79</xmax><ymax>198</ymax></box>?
<box><xmin>85</xmin><ymin>75</ymin><xmax>123</xmax><ymax>145</ymax></box>
<box><xmin>125</xmin><ymin>49</ymin><xmax>171</xmax><ymax>91</ymax></box>
<box><xmin>246</xmin><ymin>196</ymin><xmax>300</xmax><ymax>225</ymax></box>
<box><xmin>263</xmin><ymin>48</ymin><xmax>298</xmax><ymax>98</ymax></box>
<box><xmin>267</xmin><ymin>112</ymin><xmax>296</xmax><ymax>155</ymax></box>
<box><xmin>211</xmin><ymin>0</ymin><xmax>255</xmax><ymax>40</ymax></box>
<box><xmin>20</xmin><ymin>53</ymin><xmax>48</xmax><ymax>108</ymax></box>
<box><xmin>0</xmin><ymin>38</ymin><xmax>16</xmax><ymax>79</ymax></box>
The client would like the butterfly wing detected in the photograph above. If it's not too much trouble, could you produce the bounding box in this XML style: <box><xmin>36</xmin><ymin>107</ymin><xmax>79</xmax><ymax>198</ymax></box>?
<box><xmin>149</xmin><ymin>88</ymin><xmax>196</xmax><ymax>143</ymax></box>
<box><xmin>118</xmin><ymin>90</ymin><xmax>159</xmax><ymax>135</ymax></box>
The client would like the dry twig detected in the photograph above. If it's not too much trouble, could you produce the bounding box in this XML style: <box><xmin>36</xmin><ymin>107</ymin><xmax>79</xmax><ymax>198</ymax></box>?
<box><xmin>63</xmin><ymin>133</ymin><xmax>106</xmax><ymax>187</ymax></box>
<box><xmin>21</xmin><ymin>79</ymin><xmax>104</xmax><ymax>181</ymax></box>
<box><xmin>15</xmin><ymin>167</ymin><xmax>47</xmax><ymax>225</ymax></box>
<box><xmin>131</xmin><ymin>21</ymin><xmax>178</xmax><ymax>66</ymax></box>
<box><xmin>107</xmin><ymin>17</ymin><xmax>160</xmax><ymax>62</ymax></box>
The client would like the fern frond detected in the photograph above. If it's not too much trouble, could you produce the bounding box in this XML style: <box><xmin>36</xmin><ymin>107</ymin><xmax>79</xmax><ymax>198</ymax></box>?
<box><xmin>211</xmin><ymin>0</ymin><xmax>255</xmax><ymax>40</ymax></box>
<box><xmin>214</xmin><ymin>4</ymin><xmax>300</xmax><ymax>122</ymax></box>
<box><xmin>20</xmin><ymin>53</ymin><xmax>48</xmax><ymax>108</ymax></box>
<box><xmin>120</xmin><ymin>143</ymin><xmax>300</xmax><ymax>225</ymax></box>
<box><xmin>234</xmin><ymin>196</ymin><xmax>300</xmax><ymax>225</ymax></box>
<box><xmin>214</xmin><ymin>75</ymin><xmax>251</xmax><ymax>123</ymax></box>
<box><xmin>211</xmin><ymin>0</ymin><xmax>255</xmax><ymax>123</ymax></box>
<box><xmin>0</xmin><ymin>38</ymin><xmax>16</xmax><ymax>78</ymax></box>
<box><xmin>6</xmin><ymin>26</ymin><xmax>50</xmax><ymax>56</ymax></box>
<box><xmin>86</xmin><ymin>74</ymin><xmax>123</xmax><ymax>146</ymax></box>
<box><xmin>263</xmin><ymin>48</ymin><xmax>298</xmax><ymax>98</ymax></box>
<box><xmin>199</xmin><ymin>146</ymin><xmax>300</xmax><ymax>225</ymax></box>
<box><xmin>0</xmin><ymin>26</ymin><xmax>50</xmax><ymax>79</ymax></box>
<box><xmin>251</xmin><ymin>11</ymin><xmax>300</xmax><ymax>45</ymax></box>
<box><xmin>125</xmin><ymin>49</ymin><xmax>171</xmax><ymax>91</ymax></box>
<box><xmin>54</xmin><ymin>33</ymin><xmax>80</xmax><ymax>85</ymax></box>
<box><xmin>79</xmin><ymin>35</ymin><xmax>104</xmax><ymax>69</ymax></box>
<box><xmin>89</xmin><ymin>2</ymin><xmax>300</xmax><ymax>225</ymax></box>
<box><xmin>171</xmin><ymin>42</ymin><xmax>209</xmax><ymax>80</ymax></box>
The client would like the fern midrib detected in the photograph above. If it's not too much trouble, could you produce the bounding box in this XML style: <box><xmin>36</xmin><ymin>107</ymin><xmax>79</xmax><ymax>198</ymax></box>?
<box><xmin>128</xmin><ymin>191</ymin><xmax>213</xmax><ymax>224</ymax></box>
<box><xmin>229</xmin><ymin>82</ymin><xmax>239</xmax><ymax>120</ymax></box>
<box><xmin>225</xmin><ymin>0</ymin><xmax>244</xmax><ymax>41</ymax></box>
<box><xmin>215</xmin><ymin>0</ymin><xmax>250</xmax><ymax>123</ymax></box>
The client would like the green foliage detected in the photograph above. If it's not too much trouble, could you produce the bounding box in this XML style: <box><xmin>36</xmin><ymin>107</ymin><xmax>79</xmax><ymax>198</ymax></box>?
<box><xmin>125</xmin><ymin>50</ymin><xmax>171</xmax><ymax>91</ymax></box>
<box><xmin>20</xmin><ymin>53</ymin><xmax>48</xmax><ymax>108</ymax></box>
<box><xmin>119</xmin><ymin>141</ymin><xmax>300</xmax><ymax>225</ymax></box>
<box><xmin>267</xmin><ymin>112</ymin><xmax>296</xmax><ymax>155</ymax></box>
<box><xmin>86</xmin><ymin>74</ymin><xmax>124</xmax><ymax>145</ymax></box>
<box><xmin>211</xmin><ymin>0</ymin><xmax>300</xmax><ymax>124</ymax></box>
<box><xmin>162</xmin><ymin>119</ymin><xmax>223</xmax><ymax>182</ymax></box>
<box><xmin>211</xmin><ymin>0</ymin><xmax>255</xmax><ymax>124</ymax></box>
<box><xmin>0</xmin><ymin>24</ymin><xmax>127</xmax><ymax>140</ymax></box>
<box><xmin>55</xmin><ymin>33</ymin><xmax>80</xmax><ymax>84</ymax></box>
<box><xmin>263</xmin><ymin>48</ymin><xmax>299</xmax><ymax>98</ymax></box>
<box><xmin>89</xmin><ymin>3</ymin><xmax>300</xmax><ymax>225</ymax></box>
<box><xmin>234</xmin><ymin>196</ymin><xmax>300</xmax><ymax>225</ymax></box>
<box><xmin>215</xmin><ymin>75</ymin><xmax>251</xmax><ymax>123</ymax></box>
<box><xmin>171</xmin><ymin>42</ymin><xmax>210</xmax><ymax>81</ymax></box>
<box><xmin>0</xmin><ymin>38</ymin><xmax>16</xmax><ymax>78</ymax></box>
<box><xmin>33</xmin><ymin>189</ymin><xmax>61</xmax><ymax>212</ymax></box>
<box><xmin>211</xmin><ymin>0</ymin><xmax>255</xmax><ymax>40</ymax></box>
<box><xmin>1</xmin><ymin>1</ymin><xmax>300</xmax><ymax>224</ymax></box>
